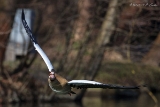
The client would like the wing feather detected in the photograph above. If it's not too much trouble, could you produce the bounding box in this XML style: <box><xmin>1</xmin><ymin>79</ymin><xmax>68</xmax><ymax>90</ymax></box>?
<box><xmin>21</xmin><ymin>9</ymin><xmax>54</xmax><ymax>72</ymax></box>
<box><xmin>68</xmin><ymin>80</ymin><xmax>141</xmax><ymax>89</ymax></box>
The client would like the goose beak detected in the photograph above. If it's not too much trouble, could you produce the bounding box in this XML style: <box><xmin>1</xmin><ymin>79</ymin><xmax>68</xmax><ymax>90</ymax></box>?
<box><xmin>49</xmin><ymin>72</ymin><xmax>55</xmax><ymax>81</ymax></box>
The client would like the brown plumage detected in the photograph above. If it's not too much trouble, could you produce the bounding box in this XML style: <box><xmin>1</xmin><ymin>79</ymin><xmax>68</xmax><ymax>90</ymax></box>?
<box><xmin>48</xmin><ymin>72</ymin><xmax>76</xmax><ymax>94</ymax></box>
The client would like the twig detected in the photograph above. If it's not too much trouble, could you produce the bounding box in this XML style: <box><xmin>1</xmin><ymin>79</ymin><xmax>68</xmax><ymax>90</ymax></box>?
<box><xmin>0</xmin><ymin>29</ymin><xmax>11</xmax><ymax>35</ymax></box>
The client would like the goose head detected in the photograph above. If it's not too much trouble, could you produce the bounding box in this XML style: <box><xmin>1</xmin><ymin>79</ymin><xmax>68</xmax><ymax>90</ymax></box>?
<box><xmin>49</xmin><ymin>72</ymin><xmax>55</xmax><ymax>81</ymax></box>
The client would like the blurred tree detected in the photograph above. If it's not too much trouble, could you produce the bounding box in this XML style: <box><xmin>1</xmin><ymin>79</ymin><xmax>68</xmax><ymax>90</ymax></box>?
<box><xmin>0</xmin><ymin>0</ymin><xmax>15</xmax><ymax>73</ymax></box>
<box><xmin>74</xmin><ymin>0</ymin><xmax>119</xmax><ymax>101</ymax></box>
<box><xmin>0</xmin><ymin>0</ymin><xmax>17</xmax><ymax>103</ymax></box>
<box><xmin>143</xmin><ymin>33</ymin><xmax>160</xmax><ymax>66</ymax></box>
<box><xmin>73</xmin><ymin>0</ymin><xmax>96</xmax><ymax>41</ymax></box>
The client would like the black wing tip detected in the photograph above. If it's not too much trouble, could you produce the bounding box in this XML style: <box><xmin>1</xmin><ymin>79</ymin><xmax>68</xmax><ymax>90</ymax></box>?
<box><xmin>21</xmin><ymin>9</ymin><xmax>38</xmax><ymax>44</ymax></box>
<box><xmin>121</xmin><ymin>84</ymin><xmax>147</xmax><ymax>89</ymax></box>
<box><xmin>21</xmin><ymin>9</ymin><xmax>25</xmax><ymax>20</ymax></box>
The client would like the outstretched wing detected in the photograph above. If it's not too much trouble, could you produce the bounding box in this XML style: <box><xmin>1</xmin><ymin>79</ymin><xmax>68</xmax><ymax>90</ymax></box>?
<box><xmin>21</xmin><ymin>9</ymin><xmax>54</xmax><ymax>72</ymax></box>
<box><xmin>68</xmin><ymin>80</ymin><xmax>141</xmax><ymax>89</ymax></box>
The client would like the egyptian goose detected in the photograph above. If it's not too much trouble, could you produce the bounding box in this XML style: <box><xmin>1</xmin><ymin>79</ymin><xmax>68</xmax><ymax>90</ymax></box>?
<box><xmin>21</xmin><ymin>10</ymin><xmax>144</xmax><ymax>95</ymax></box>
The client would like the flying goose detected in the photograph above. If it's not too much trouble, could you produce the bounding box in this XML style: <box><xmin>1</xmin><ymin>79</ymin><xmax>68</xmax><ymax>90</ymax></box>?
<box><xmin>21</xmin><ymin>10</ymin><xmax>144</xmax><ymax>95</ymax></box>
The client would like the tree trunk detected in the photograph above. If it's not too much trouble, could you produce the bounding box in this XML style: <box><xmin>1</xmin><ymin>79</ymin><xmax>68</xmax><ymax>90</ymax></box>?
<box><xmin>74</xmin><ymin>0</ymin><xmax>119</xmax><ymax>102</ymax></box>
<box><xmin>97</xmin><ymin>0</ymin><xmax>118</xmax><ymax>46</ymax></box>
<box><xmin>142</xmin><ymin>33</ymin><xmax>160</xmax><ymax>66</ymax></box>
<box><xmin>0</xmin><ymin>0</ymin><xmax>15</xmax><ymax>73</ymax></box>
<box><xmin>73</xmin><ymin>0</ymin><xmax>96</xmax><ymax>41</ymax></box>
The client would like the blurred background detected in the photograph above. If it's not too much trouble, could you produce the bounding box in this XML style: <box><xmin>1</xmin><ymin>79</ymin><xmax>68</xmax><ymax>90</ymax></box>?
<box><xmin>0</xmin><ymin>0</ymin><xmax>160</xmax><ymax>107</ymax></box>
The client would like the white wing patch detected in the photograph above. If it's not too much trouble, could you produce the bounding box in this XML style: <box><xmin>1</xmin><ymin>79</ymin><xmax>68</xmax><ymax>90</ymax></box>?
<box><xmin>67</xmin><ymin>80</ymin><xmax>142</xmax><ymax>89</ymax></box>
<box><xmin>34</xmin><ymin>43</ymin><xmax>54</xmax><ymax>72</ymax></box>
<box><xmin>68</xmin><ymin>80</ymin><xmax>103</xmax><ymax>85</ymax></box>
